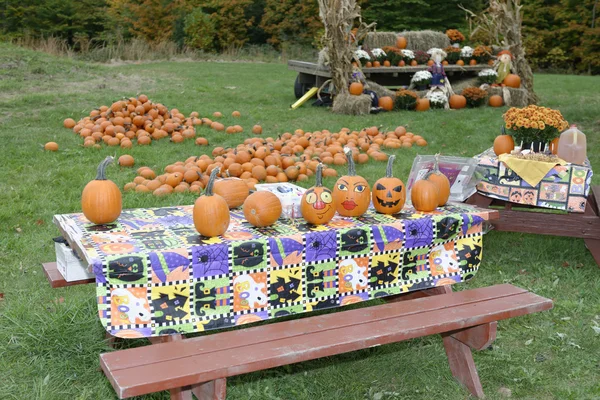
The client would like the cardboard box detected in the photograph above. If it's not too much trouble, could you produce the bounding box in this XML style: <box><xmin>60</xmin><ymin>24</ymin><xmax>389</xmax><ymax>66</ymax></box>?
<box><xmin>255</xmin><ymin>183</ymin><xmax>306</xmax><ymax>219</ymax></box>
<box><xmin>55</xmin><ymin>241</ymin><xmax>94</xmax><ymax>282</ymax></box>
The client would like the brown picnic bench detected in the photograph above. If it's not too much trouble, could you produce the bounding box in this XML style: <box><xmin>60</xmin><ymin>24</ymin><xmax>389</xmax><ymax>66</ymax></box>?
<box><xmin>42</xmin><ymin>262</ymin><xmax>552</xmax><ymax>399</ymax></box>
<box><xmin>466</xmin><ymin>185</ymin><xmax>600</xmax><ymax>266</ymax></box>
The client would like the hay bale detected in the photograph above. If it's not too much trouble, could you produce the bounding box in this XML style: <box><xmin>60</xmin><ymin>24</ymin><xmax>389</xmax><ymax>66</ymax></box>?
<box><xmin>332</xmin><ymin>93</ymin><xmax>372</xmax><ymax>115</ymax></box>
<box><xmin>365</xmin><ymin>80</ymin><xmax>396</xmax><ymax>101</ymax></box>
<box><xmin>363</xmin><ymin>32</ymin><xmax>397</xmax><ymax>49</ymax></box>
<box><xmin>488</xmin><ymin>86</ymin><xmax>528</xmax><ymax>107</ymax></box>
<box><xmin>398</xmin><ymin>30</ymin><xmax>450</xmax><ymax>52</ymax></box>
<box><xmin>450</xmin><ymin>77</ymin><xmax>480</xmax><ymax>93</ymax></box>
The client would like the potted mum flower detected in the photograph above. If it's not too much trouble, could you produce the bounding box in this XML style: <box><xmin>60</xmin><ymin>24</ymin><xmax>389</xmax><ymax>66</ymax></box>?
<box><xmin>411</xmin><ymin>70</ymin><xmax>432</xmax><ymax>90</ymax></box>
<box><xmin>460</xmin><ymin>46</ymin><xmax>474</xmax><ymax>63</ymax></box>
<box><xmin>428</xmin><ymin>91</ymin><xmax>448</xmax><ymax>109</ymax></box>
<box><xmin>444</xmin><ymin>46</ymin><xmax>461</xmax><ymax>63</ymax></box>
<box><xmin>400</xmin><ymin>49</ymin><xmax>415</xmax><ymax>65</ymax></box>
<box><xmin>414</xmin><ymin>50</ymin><xmax>430</xmax><ymax>65</ymax></box>
<box><xmin>462</xmin><ymin>87</ymin><xmax>488</xmax><ymax>108</ymax></box>
<box><xmin>473</xmin><ymin>45</ymin><xmax>493</xmax><ymax>64</ymax></box>
<box><xmin>395</xmin><ymin>89</ymin><xmax>419</xmax><ymax>110</ymax></box>
<box><xmin>371</xmin><ymin>48</ymin><xmax>387</xmax><ymax>65</ymax></box>
<box><xmin>503</xmin><ymin>105</ymin><xmax>569</xmax><ymax>151</ymax></box>
<box><xmin>354</xmin><ymin>49</ymin><xmax>370</xmax><ymax>66</ymax></box>
<box><xmin>478</xmin><ymin>69</ymin><xmax>498</xmax><ymax>85</ymax></box>
<box><xmin>446</xmin><ymin>29</ymin><xmax>465</xmax><ymax>47</ymax></box>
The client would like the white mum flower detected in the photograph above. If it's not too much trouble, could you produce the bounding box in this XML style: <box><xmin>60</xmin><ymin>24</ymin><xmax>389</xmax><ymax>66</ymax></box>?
<box><xmin>400</xmin><ymin>49</ymin><xmax>415</xmax><ymax>59</ymax></box>
<box><xmin>427</xmin><ymin>47</ymin><xmax>443</xmax><ymax>55</ymax></box>
<box><xmin>412</xmin><ymin>71</ymin><xmax>433</xmax><ymax>82</ymax></box>
<box><xmin>460</xmin><ymin>46</ymin><xmax>474</xmax><ymax>57</ymax></box>
<box><xmin>371</xmin><ymin>48</ymin><xmax>387</xmax><ymax>57</ymax></box>
<box><xmin>478</xmin><ymin>69</ymin><xmax>498</xmax><ymax>77</ymax></box>
<box><xmin>427</xmin><ymin>91</ymin><xmax>448</xmax><ymax>105</ymax></box>
<box><xmin>354</xmin><ymin>49</ymin><xmax>370</xmax><ymax>60</ymax></box>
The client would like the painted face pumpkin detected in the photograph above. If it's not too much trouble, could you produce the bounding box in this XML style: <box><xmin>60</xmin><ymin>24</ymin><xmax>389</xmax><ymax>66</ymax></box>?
<box><xmin>372</xmin><ymin>155</ymin><xmax>405</xmax><ymax>214</ymax></box>
<box><xmin>301</xmin><ymin>163</ymin><xmax>335</xmax><ymax>225</ymax></box>
<box><xmin>333</xmin><ymin>148</ymin><xmax>371</xmax><ymax>217</ymax></box>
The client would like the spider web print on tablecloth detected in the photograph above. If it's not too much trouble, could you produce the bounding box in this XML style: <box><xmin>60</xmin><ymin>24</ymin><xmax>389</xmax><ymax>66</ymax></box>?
<box><xmin>54</xmin><ymin>203</ymin><xmax>493</xmax><ymax>338</ymax></box>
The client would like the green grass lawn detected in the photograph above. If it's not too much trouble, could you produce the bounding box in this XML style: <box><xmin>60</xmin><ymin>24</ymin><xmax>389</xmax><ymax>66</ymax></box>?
<box><xmin>0</xmin><ymin>42</ymin><xmax>599</xmax><ymax>400</ymax></box>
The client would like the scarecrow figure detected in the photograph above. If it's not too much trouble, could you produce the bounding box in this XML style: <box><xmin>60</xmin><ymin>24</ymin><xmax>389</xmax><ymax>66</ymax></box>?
<box><xmin>427</xmin><ymin>48</ymin><xmax>448</xmax><ymax>88</ymax></box>
<box><xmin>495</xmin><ymin>50</ymin><xmax>513</xmax><ymax>84</ymax></box>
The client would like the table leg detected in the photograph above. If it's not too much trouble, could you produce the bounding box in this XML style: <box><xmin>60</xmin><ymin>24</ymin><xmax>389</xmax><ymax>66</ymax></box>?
<box><xmin>443</xmin><ymin>334</ymin><xmax>485</xmax><ymax>398</ymax></box>
<box><xmin>147</xmin><ymin>334</ymin><xmax>194</xmax><ymax>400</ymax></box>
<box><xmin>584</xmin><ymin>238</ymin><xmax>600</xmax><ymax>267</ymax></box>
<box><xmin>384</xmin><ymin>284</ymin><xmax>452</xmax><ymax>303</ymax></box>
<box><xmin>191</xmin><ymin>378</ymin><xmax>227</xmax><ymax>400</ymax></box>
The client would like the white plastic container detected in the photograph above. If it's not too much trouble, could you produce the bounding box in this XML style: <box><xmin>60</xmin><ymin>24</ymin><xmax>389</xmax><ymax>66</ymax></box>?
<box><xmin>55</xmin><ymin>241</ymin><xmax>94</xmax><ymax>282</ymax></box>
<box><xmin>255</xmin><ymin>183</ymin><xmax>306</xmax><ymax>219</ymax></box>
<box><xmin>557</xmin><ymin>125</ymin><xmax>587</xmax><ymax>165</ymax></box>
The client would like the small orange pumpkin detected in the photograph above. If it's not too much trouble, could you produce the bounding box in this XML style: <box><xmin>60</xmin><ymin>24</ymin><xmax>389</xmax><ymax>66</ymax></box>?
<box><xmin>489</xmin><ymin>95</ymin><xmax>504</xmax><ymax>107</ymax></box>
<box><xmin>333</xmin><ymin>147</ymin><xmax>371</xmax><ymax>217</ymax></box>
<box><xmin>301</xmin><ymin>163</ymin><xmax>335</xmax><ymax>225</ymax></box>
<box><xmin>118</xmin><ymin>155</ymin><xmax>135</xmax><ymax>167</ymax></box>
<box><xmin>415</xmin><ymin>98</ymin><xmax>430</xmax><ymax>112</ymax></box>
<box><xmin>378</xmin><ymin>96</ymin><xmax>394</xmax><ymax>111</ymax></box>
<box><xmin>493</xmin><ymin>134</ymin><xmax>515</xmax><ymax>156</ymax></box>
<box><xmin>44</xmin><ymin>142</ymin><xmax>59</xmax><ymax>151</ymax></box>
<box><xmin>372</xmin><ymin>155</ymin><xmax>405</xmax><ymax>214</ymax></box>
<box><xmin>503</xmin><ymin>74</ymin><xmax>521</xmax><ymax>88</ymax></box>
<box><xmin>411</xmin><ymin>180</ymin><xmax>439</xmax><ymax>212</ymax></box>
<box><xmin>243</xmin><ymin>191</ymin><xmax>282</xmax><ymax>227</ymax></box>
<box><xmin>550</xmin><ymin>137</ymin><xmax>560</xmax><ymax>155</ymax></box>
<box><xmin>396</xmin><ymin>36</ymin><xmax>407</xmax><ymax>49</ymax></box>
<box><xmin>193</xmin><ymin>167</ymin><xmax>230</xmax><ymax>237</ymax></box>
<box><xmin>349</xmin><ymin>82</ymin><xmax>364</xmax><ymax>96</ymax></box>
<box><xmin>449</xmin><ymin>94</ymin><xmax>467</xmax><ymax>109</ymax></box>
<box><xmin>213</xmin><ymin>178</ymin><xmax>250</xmax><ymax>209</ymax></box>
<box><xmin>81</xmin><ymin>156</ymin><xmax>122</xmax><ymax>224</ymax></box>
<box><xmin>456</xmin><ymin>60</ymin><xmax>465</xmax><ymax>66</ymax></box>
<box><xmin>425</xmin><ymin>154</ymin><xmax>450</xmax><ymax>206</ymax></box>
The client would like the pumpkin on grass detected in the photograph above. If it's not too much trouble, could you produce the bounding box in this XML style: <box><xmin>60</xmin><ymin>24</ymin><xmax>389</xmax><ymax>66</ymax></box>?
<box><xmin>82</xmin><ymin>156</ymin><xmax>122</xmax><ymax>224</ymax></box>
<box><xmin>44</xmin><ymin>142</ymin><xmax>59</xmax><ymax>151</ymax></box>
<box><xmin>243</xmin><ymin>191</ymin><xmax>282</xmax><ymax>227</ymax></box>
<box><xmin>301</xmin><ymin>163</ymin><xmax>335</xmax><ymax>225</ymax></box>
<box><xmin>411</xmin><ymin>180</ymin><xmax>439</xmax><ymax>212</ymax></box>
<box><xmin>213</xmin><ymin>178</ymin><xmax>249</xmax><ymax>209</ymax></box>
<box><xmin>425</xmin><ymin>154</ymin><xmax>450</xmax><ymax>206</ymax></box>
<box><xmin>333</xmin><ymin>147</ymin><xmax>371</xmax><ymax>217</ymax></box>
<box><xmin>193</xmin><ymin>167</ymin><xmax>230</xmax><ymax>237</ymax></box>
<box><xmin>372</xmin><ymin>155</ymin><xmax>405</xmax><ymax>214</ymax></box>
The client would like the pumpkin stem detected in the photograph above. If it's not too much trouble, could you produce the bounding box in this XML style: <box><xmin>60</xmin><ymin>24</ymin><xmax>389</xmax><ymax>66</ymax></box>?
<box><xmin>344</xmin><ymin>147</ymin><xmax>356</xmax><ymax>176</ymax></box>
<box><xmin>95</xmin><ymin>156</ymin><xmax>114</xmax><ymax>180</ymax></box>
<box><xmin>316</xmin><ymin>163</ymin><xmax>324</xmax><ymax>187</ymax></box>
<box><xmin>205</xmin><ymin>167</ymin><xmax>220</xmax><ymax>196</ymax></box>
<box><xmin>386</xmin><ymin>155</ymin><xmax>396</xmax><ymax>178</ymax></box>
<box><xmin>433</xmin><ymin>153</ymin><xmax>441</xmax><ymax>173</ymax></box>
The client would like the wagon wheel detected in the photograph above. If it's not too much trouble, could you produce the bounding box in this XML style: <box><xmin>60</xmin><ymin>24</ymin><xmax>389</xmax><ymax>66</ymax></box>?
<box><xmin>294</xmin><ymin>75</ymin><xmax>313</xmax><ymax>99</ymax></box>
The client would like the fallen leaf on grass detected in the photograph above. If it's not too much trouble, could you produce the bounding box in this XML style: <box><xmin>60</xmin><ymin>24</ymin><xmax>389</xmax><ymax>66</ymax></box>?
<box><xmin>560</xmin><ymin>317</ymin><xmax>571</xmax><ymax>321</ymax></box>
<box><xmin>224</xmin><ymin>86</ymin><xmax>237</xmax><ymax>90</ymax></box>
<box><xmin>568</xmin><ymin>342</ymin><xmax>581</xmax><ymax>349</ymax></box>
<box><xmin>0</xmin><ymin>293</ymin><xmax>4</xmax><ymax>300</ymax></box>
<box><xmin>562</xmin><ymin>261</ymin><xmax>570</xmax><ymax>267</ymax></box>
<box><xmin>498</xmin><ymin>387</ymin><xmax>512</xmax><ymax>397</ymax></box>
<box><xmin>556</xmin><ymin>332</ymin><xmax>566</xmax><ymax>339</ymax></box>
<box><xmin>35</xmin><ymin>219</ymin><xmax>44</xmax><ymax>225</ymax></box>
<box><xmin>592</xmin><ymin>326</ymin><xmax>600</xmax><ymax>335</ymax></box>
<box><xmin>15</xmin><ymin>227</ymin><xmax>22</xmax><ymax>233</ymax></box>
<box><xmin>525</xmin><ymin>338</ymin><xmax>533</xmax><ymax>345</ymax></box>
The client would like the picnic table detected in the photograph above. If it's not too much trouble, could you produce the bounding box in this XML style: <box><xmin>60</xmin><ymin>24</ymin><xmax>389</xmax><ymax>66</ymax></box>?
<box><xmin>46</xmin><ymin>202</ymin><xmax>554</xmax><ymax>399</ymax></box>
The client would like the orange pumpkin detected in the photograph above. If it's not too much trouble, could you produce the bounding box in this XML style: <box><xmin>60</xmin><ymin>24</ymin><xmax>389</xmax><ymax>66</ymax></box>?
<box><xmin>81</xmin><ymin>156</ymin><xmax>122</xmax><ymax>224</ymax></box>
<box><xmin>301</xmin><ymin>163</ymin><xmax>335</xmax><ymax>225</ymax></box>
<box><xmin>503</xmin><ymin>74</ymin><xmax>521</xmax><ymax>88</ymax></box>
<box><xmin>456</xmin><ymin>60</ymin><xmax>465</xmax><ymax>66</ymax></box>
<box><xmin>333</xmin><ymin>148</ymin><xmax>371</xmax><ymax>217</ymax></box>
<box><xmin>493</xmin><ymin>134</ymin><xmax>515</xmax><ymax>156</ymax></box>
<box><xmin>118</xmin><ymin>155</ymin><xmax>135</xmax><ymax>167</ymax></box>
<box><xmin>243</xmin><ymin>191</ymin><xmax>282</xmax><ymax>227</ymax></box>
<box><xmin>44</xmin><ymin>142</ymin><xmax>59</xmax><ymax>151</ymax></box>
<box><xmin>415</xmin><ymin>98</ymin><xmax>430</xmax><ymax>112</ymax></box>
<box><xmin>193</xmin><ymin>167</ymin><xmax>230</xmax><ymax>237</ymax></box>
<box><xmin>213</xmin><ymin>178</ymin><xmax>250</xmax><ymax>209</ymax></box>
<box><xmin>349</xmin><ymin>82</ymin><xmax>364</xmax><ymax>96</ymax></box>
<box><xmin>372</xmin><ymin>155</ymin><xmax>405</xmax><ymax>214</ymax></box>
<box><xmin>378</xmin><ymin>96</ymin><xmax>394</xmax><ymax>111</ymax></box>
<box><xmin>550</xmin><ymin>137</ymin><xmax>560</xmax><ymax>155</ymax></box>
<box><xmin>449</xmin><ymin>94</ymin><xmax>467</xmax><ymax>109</ymax></box>
<box><xmin>411</xmin><ymin>180</ymin><xmax>439</xmax><ymax>212</ymax></box>
<box><xmin>425</xmin><ymin>154</ymin><xmax>450</xmax><ymax>206</ymax></box>
<box><xmin>396</xmin><ymin>36</ymin><xmax>407</xmax><ymax>49</ymax></box>
<box><xmin>469</xmin><ymin>59</ymin><xmax>477</xmax><ymax>65</ymax></box>
<box><xmin>489</xmin><ymin>95</ymin><xmax>503</xmax><ymax>107</ymax></box>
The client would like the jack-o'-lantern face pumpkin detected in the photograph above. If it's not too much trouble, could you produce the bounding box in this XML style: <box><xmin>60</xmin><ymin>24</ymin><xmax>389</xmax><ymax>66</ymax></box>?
<box><xmin>332</xmin><ymin>148</ymin><xmax>371</xmax><ymax>217</ymax></box>
<box><xmin>372</xmin><ymin>155</ymin><xmax>405</xmax><ymax>214</ymax></box>
<box><xmin>301</xmin><ymin>164</ymin><xmax>335</xmax><ymax>225</ymax></box>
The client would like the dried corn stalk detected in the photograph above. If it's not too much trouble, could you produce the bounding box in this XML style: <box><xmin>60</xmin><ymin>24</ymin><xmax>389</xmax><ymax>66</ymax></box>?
<box><xmin>318</xmin><ymin>0</ymin><xmax>375</xmax><ymax>113</ymax></box>
<box><xmin>461</xmin><ymin>0</ymin><xmax>538</xmax><ymax>105</ymax></box>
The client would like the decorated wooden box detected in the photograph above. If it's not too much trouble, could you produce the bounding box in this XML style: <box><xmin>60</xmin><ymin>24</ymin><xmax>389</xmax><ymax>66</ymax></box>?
<box><xmin>474</xmin><ymin>148</ymin><xmax>593</xmax><ymax>213</ymax></box>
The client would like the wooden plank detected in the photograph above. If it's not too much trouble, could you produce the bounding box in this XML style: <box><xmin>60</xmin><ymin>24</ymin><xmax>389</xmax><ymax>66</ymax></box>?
<box><xmin>102</xmin><ymin>291</ymin><xmax>552</xmax><ymax>398</ymax></box>
<box><xmin>53</xmin><ymin>214</ymin><xmax>91</xmax><ymax>265</ymax></box>
<box><xmin>102</xmin><ymin>284</ymin><xmax>526</xmax><ymax>370</ymax></box>
<box><xmin>443</xmin><ymin>335</ymin><xmax>485</xmax><ymax>398</ymax></box>
<box><xmin>42</xmin><ymin>262</ymin><xmax>94</xmax><ymax>288</ymax></box>
<box><xmin>448</xmin><ymin>322</ymin><xmax>497</xmax><ymax>351</ymax></box>
<box><xmin>588</xmin><ymin>186</ymin><xmax>600</xmax><ymax>216</ymax></box>
<box><xmin>286</xmin><ymin>60</ymin><xmax>488</xmax><ymax>75</ymax></box>
<box><xmin>491</xmin><ymin>209</ymin><xmax>600</xmax><ymax>239</ymax></box>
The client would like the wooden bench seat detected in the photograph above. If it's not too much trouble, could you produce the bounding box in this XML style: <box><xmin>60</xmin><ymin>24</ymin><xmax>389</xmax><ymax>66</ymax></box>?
<box><xmin>100</xmin><ymin>283</ymin><xmax>552</xmax><ymax>399</ymax></box>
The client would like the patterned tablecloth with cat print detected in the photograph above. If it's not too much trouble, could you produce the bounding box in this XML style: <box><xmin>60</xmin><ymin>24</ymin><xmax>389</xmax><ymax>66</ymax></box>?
<box><xmin>53</xmin><ymin>203</ymin><xmax>496</xmax><ymax>338</ymax></box>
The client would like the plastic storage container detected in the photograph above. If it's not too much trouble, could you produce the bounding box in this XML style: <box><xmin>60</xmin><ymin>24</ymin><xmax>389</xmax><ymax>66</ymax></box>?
<box><xmin>557</xmin><ymin>125</ymin><xmax>587</xmax><ymax>165</ymax></box>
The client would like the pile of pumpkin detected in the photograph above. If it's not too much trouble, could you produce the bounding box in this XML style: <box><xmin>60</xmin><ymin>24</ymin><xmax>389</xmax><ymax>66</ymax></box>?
<box><xmin>61</xmin><ymin>95</ymin><xmax>256</xmax><ymax>148</ymax></box>
<box><xmin>83</xmin><ymin>149</ymin><xmax>450</xmax><ymax>238</ymax></box>
<box><xmin>123</xmin><ymin>126</ymin><xmax>428</xmax><ymax>196</ymax></box>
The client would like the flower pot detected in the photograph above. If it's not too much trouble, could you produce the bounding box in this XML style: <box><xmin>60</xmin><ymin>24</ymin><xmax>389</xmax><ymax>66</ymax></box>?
<box><xmin>522</xmin><ymin>141</ymin><xmax>545</xmax><ymax>153</ymax></box>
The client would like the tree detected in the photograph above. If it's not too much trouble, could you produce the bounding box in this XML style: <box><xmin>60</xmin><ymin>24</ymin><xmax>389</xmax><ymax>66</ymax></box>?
<box><xmin>260</xmin><ymin>0</ymin><xmax>323</xmax><ymax>47</ymax></box>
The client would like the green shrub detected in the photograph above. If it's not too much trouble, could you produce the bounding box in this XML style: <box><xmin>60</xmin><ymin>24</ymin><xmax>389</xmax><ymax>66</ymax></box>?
<box><xmin>184</xmin><ymin>9</ymin><xmax>216</xmax><ymax>51</ymax></box>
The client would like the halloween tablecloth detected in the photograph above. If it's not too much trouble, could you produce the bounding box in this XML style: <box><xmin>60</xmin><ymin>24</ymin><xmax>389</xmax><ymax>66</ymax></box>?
<box><xmin>54</xmin><ymin>203</ymin><xmax>495</xmax><ymax>338</ymax></box>
<box><xmin>475</xmin><ymin>148</ymin><xmax>593</xmax><ymax>212</ymax></box>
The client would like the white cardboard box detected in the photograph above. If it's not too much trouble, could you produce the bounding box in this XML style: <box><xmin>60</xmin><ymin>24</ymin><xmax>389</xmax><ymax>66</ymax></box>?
<box><xmin>55</xmin><ymin>241</ymin><xmax>94</xmax><ymax>282</ymax></box>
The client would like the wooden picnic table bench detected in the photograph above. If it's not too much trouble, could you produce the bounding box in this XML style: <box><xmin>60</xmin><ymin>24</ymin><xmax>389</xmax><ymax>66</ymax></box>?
<box><xmin>41</xmin><ymin>263</ymin><xmax>552</xmax><ymax>399</ymax></box>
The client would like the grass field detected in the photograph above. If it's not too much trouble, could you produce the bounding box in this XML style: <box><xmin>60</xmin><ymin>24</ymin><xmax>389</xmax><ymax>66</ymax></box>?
<box><xmin>0</xmin><ymin>42</ymin><xmax>599</xmax><ymax>400</ymax></box>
